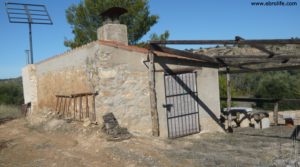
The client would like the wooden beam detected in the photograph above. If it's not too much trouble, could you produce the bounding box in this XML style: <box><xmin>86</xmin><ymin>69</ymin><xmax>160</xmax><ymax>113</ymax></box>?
<box><xmin>151</xmin><ymin>44</ymin><xmax>218</xmax><ymax>63</ymax></box>
<box><xmin>274</xmin><ymin>102</ymin><xmax>279</xmax><ymax>126</ymax></box>
<box><xmin>154</xmin><ymin>56</ymin><xmax>219</xmax><ymax>69</ymax></box>
<box><xmin>155</xmin><ymin>67</ymin><xmax>201</xmax><ymax>73</ymax></box>
<box><xmin>219</xmin><ymin>65</ymin><xmax>300</xmax><ymax>74</ymax></box>
<box><xmin>214</xmin><ymin>55</ymin><xmax>300</xmax><ymax>59</ymax></box>
<box><xmin>226</xmin><ymin>67</ymin><xmax>232</xmax><ymax>132</ymax></box>
<box><xmin>148</xmin><ymin>52</ymin><xmax>160</xmax><ymax>137</ymax></box>
<box><xmin>150</xmin><ymin>39</ymin><xmax>300</xmax><ymax>45</ymax></box>
<box><xmin>228</xmin><ymin>61</ymin><xmax>281</xmax><ymax>67</ymax></box>
<box><xmin>220</xmin><ymin>97</ymin><xmax>279</xmax><ymax>103</ymax></box>
<box><xmin>221</xmin><ymin>97</ymin><xmax>300</xmax><ymax>103</ymax></box>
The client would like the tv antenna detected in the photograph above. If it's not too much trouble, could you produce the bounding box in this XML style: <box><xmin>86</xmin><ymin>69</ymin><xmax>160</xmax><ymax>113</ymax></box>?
<box><xmin>5</xmin><ymin>2</ymin><xmax>53</xmax><ymax>64</ymax></box>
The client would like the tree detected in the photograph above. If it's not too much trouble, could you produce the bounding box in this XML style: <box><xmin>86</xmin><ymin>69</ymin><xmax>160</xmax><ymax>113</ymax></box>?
<box><xmin>254</xmin><ymin>72</ymin><xmax>300</xmax><ymax>109</ymax></box>
<box><xmin>149</xmin><ymin>30</ymin><xmax>170</xmax><ymax>41</ymax></box>
<box><xmin>135</xmin><ymin>30</ymin><xmax>170</xmax><ymax>48</ymax></box>
<box><xmin>65</xmin><ymin>0</ymin><xmax>159</xmax><ymax>48</ymax></box>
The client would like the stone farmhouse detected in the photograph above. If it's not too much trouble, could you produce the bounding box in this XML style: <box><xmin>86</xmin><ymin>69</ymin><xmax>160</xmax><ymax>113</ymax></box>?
<box><xmin>22</xmin><ymin>8</ymin><xmax>224</xmax><ymax>138</ymax></box>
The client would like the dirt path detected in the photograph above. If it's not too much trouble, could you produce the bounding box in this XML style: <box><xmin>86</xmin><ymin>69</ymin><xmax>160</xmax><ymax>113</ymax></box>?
<box><xmin>0</xmin><ymin>118</ymin><xmax>299</xmax><ymax>167</ymax></box>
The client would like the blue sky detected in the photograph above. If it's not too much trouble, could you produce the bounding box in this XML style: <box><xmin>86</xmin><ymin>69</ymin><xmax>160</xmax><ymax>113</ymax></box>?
<box><xmin>0</xmin><ymin>0</ymin><xmax>299</xmax><ymax>79</ymax></box>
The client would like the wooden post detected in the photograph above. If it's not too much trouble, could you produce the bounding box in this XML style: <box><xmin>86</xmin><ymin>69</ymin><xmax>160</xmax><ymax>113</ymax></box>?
<box><xmin>148</xmin><ymin>52</ymin><xmax>160</xmax><ymax>137</ymax></box>
<box><xmin>59</xmin><ymin>97</ymin><xmax>63</xmax><ymax>114</ymax></box>
<box><xmin>226</xmin><ymin>67</ymin><xmax>232</xmax><ymax>132</ymax></box>
<box><xmin>63</xmin><ymin>97</ymin><xmax>67</xmax><ymax>117</ymax></box>
<box><xmin>67</xmin><ymin>97</ymin><xmax>71</xmax><ymax>117</ymax></box>
<box><xmin>86</xmin><ymin>95</ymin><xmax>89</xmax><ymax>118</ymax></box>
<box><xmin>79</xmin><ymin>96</ymin><xmax>82</xmax><ymax>121</ymax></box>
<box><xmin>274</xmin><ymin>102</ymin><xmax>279</xmax><ymax>126</ymax></box>
<box><xmin>73</xmin><ymin>97</ymin><xmax>77</xmax><ymax>120</ymax></box>
<box><xmin>92</xmin><ymin>94</ymin><xmax>96</xmax><ymax>122</ymax></box>
<box><xmin>55</xmin><ymin>96</ymin><xmax>59</xmax><ymax>111</ymax></box>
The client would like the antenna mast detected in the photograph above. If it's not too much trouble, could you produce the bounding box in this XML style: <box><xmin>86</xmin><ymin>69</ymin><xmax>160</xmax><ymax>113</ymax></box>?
<box><xmin>5</xmin><ymin>2</ymin><xmax>53</xmax><ymax>64</ymax></box>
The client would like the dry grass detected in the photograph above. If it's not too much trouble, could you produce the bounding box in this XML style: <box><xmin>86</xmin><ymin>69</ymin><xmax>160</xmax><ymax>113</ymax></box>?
<box><xmin>0</xmin><ymin>105</ymin><xmax>22</xmax><ymax>123</ymax></box>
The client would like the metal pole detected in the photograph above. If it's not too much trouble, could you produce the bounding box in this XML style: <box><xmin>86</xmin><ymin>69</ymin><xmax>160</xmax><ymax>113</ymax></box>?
<box><xmin>25</xmin><ymin>50</ymin><xmax>30</xmax><ymax>64</ymax></box>
<box><xmin>29</xmin><ymin>23</ymin><xmax>33</xmax><ymax>64</ymax></box>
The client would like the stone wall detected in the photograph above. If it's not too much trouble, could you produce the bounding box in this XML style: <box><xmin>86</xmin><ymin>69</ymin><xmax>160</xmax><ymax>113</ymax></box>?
<box><xmin>23</xmin><ymin>42</ymin><xmax>153</xmax><ymax>135</ymax></box>
<box><xmin>88</xmin><ymin>44</ymin><xmax>152</xmax><ymax>135</ymax></box>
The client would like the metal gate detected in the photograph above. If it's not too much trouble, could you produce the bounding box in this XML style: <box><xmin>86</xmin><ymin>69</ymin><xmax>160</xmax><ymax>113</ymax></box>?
<box><xmin>164</xmin><ymin>72</ymin><xmax>200</xmax><ymax>138</ymax></box>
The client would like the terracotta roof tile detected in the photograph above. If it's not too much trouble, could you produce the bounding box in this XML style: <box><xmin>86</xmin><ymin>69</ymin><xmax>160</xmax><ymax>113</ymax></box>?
<box><xmin>98</xmin><ymin>40</ymin><xmax>206</xmax><ymax>62</ymax></box>
<box><xmin>36</xmin><ymin>40</ymin><xmax>205</xmax><ymax>65</ymax></box>
<box><xmin>98</xmin><ymin>40</ymin><xmax>149</xmax><ymax>54</ymax></box>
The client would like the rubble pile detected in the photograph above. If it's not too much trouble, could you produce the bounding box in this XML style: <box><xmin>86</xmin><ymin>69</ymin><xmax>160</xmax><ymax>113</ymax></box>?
<box><xmin>102</xmin><ymin>112</ymin><xmax>132</xmax><ymax>141</ymax></box>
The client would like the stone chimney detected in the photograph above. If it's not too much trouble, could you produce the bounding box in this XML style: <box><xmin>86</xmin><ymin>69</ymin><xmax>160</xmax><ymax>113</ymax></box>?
<box><xmin>97</xmin><ymin>7</ymin><xmax>128</xmax><ymax>45</ymax></box>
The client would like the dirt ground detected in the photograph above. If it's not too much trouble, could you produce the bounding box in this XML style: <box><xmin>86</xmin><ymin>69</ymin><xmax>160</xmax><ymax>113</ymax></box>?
<box><xmin>0</xmin><ymin>114</ymin><xmax>300</xmax><ymax>167</ymax></box>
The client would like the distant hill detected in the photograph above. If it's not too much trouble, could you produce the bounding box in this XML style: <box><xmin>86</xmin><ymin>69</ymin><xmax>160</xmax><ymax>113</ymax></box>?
<box><xmin>0</xmin><ymin>77</ymin><xmax>22</xmax><ymax>82</ymax></box>
<box><xmin>0</xmin><ymin>77</ymin><xmax>23</xmax><ymax>105</ymax></box>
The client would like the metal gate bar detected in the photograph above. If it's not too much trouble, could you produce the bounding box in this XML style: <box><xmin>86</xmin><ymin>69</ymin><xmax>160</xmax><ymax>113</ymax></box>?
<box><xmin>164</xmin><ymin>72</ymin><xmax>200</xmax><ymax>138</ymax></box>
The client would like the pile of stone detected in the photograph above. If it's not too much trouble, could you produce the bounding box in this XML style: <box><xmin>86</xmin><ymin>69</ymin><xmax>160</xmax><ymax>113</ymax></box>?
<box><xmin>102</xmin><ymin>112</ymin><xmax>131</xmax><ymax>141</ymax></box>
<box><xmin>251</xmin><ymin>112</ymin><xmax>270</xmax><ymax>129</ymax></box>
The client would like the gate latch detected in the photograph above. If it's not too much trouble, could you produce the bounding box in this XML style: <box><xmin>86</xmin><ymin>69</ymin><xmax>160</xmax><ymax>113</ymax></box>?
<box><xmin>163</xmin><ymin>104</ymin><xmax>173</xmax><ymax>112</ymax></box>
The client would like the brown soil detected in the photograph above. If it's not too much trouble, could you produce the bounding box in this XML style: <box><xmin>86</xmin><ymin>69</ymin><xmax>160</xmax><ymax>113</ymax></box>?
<box><xmin>0</xmin><ymin>117</ymin><xmax>299</xmax><ymax>167</ymax></box>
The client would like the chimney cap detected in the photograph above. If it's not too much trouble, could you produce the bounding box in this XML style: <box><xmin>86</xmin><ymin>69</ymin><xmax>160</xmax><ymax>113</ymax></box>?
<box><xmin>101</xmin><ymin>7</ymin><xmax>128</xmax><ymax>24</ymax></box>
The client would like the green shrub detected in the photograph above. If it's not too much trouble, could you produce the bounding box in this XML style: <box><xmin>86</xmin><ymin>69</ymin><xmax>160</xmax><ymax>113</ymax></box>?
<box><xmin>0</xmin><ymin>77</ymin><xmax>23</xmax><ymax>105</ymax></box>
<box><xmin>222</xmin><ymin>71</ymin><xmax>300</xmax><ymax>110</ymax></box>
<box><xmin>254</xmin><ymin>72</ymin><xmax>300</xmax><ymax>110</ymax></box>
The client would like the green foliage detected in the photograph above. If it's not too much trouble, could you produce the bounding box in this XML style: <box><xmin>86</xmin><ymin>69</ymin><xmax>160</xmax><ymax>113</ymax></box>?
<box><xmin>0</xmin><ymin>77</ymin><xmax>23</xmax><ymax>105</ymax></box>
<box><xmin>149</xmin><ymin>30</ymin><xmax>170</xmax><ymax>41</ymax></box>
<box><xmin>231</xmin><ymin>73</ymin><xmax>265</xmax><ymax>95</ymax></box>
<box><xmin>136</xmin><ymin>30</ymin><xmax>170</xmax><ymax>48</ymax></box>
<box><xmin>254</xmin><ymin>72</ymin><xmax>300</xmax><ymax>110</ymax></box>
<box><xmin>255</xmin><ymin>72</ymin><xmax>291</xmax><ymax>99</ymax></box>
<box><xmin>219</xmin><ymin>75</ymin><xmax>237</xmax><ymax>108</ymax></box>
<box><xmin>229</xmin><ymin>71</ymin><xmax>300</xmax><ymax>110</ymax></box>
<box><xmin>65</xmin><ymin>0</ymin><xmax>159</xmax><ymax>48</ymax></box>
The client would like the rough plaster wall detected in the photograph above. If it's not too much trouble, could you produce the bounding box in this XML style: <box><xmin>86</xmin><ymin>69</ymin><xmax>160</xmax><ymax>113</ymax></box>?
<box><xmin>37</xmin><ymin>68</ymin><xmax>90</xmax><ymax>110</ymax></box>
<box><xmin>22</xmin><ymin>65</ymin><xmax>38</xmax><ymax>113</ymax></box>
<box><xmin>197</xmin><ymin>68</ymin><xmax>224</xmax><ymax>133</ymax></box>
<box><xmin>35</xmin><ymin>43</ymin><xmax>97</xmax><ymax>110</ymax></box>
<box><xmin>87</xmin><ymin>45</ymin><xmax>152</xmax><ymax>135</ymax></box>
<box><xmin>155</xmin><ymin>72</ymin><xmax>169</xmax><ymax>138</ymax></box>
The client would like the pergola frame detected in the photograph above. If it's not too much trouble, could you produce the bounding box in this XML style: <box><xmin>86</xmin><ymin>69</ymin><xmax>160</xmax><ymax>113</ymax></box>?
<box><xmin>150</xmin><ymin>37</ymin><xmax>300</xmax><ymax>73</ymax></box>
<box><xmin>149</xmin><ymin>37</ymin><xmax>300</xmax><ymax>132</ymax></box>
